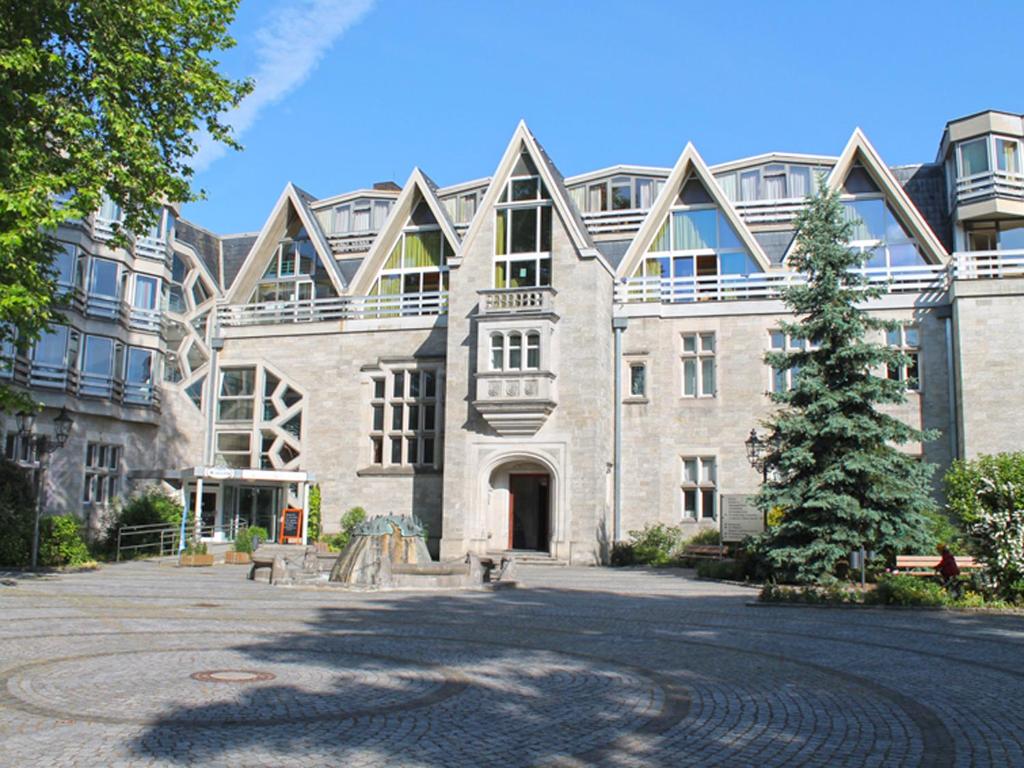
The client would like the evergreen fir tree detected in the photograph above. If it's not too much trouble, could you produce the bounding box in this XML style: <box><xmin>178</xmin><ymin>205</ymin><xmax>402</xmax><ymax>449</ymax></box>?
<box><xmin>755</xmin><ymin>183</ymin><xmax>935</xmax><ymax>584</ymax></box>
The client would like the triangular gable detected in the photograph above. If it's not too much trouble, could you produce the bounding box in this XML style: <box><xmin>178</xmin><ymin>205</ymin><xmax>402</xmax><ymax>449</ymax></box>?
<box><xmin>458</xmin><ymin>120</ymin><xmax>608</xmax><ymax>272</ymax></box>
<box><xmin>347</xmin><ymin>168</ymin><xmax>462</xmax><ymax>295</ymax></box>
<box><xmin>225</xmin><ymin>183</ymin><xmax>347</xmax><ymax>303</ymax></box>
<box><xmin>783</xmin><ymin>128</ymin><xmax>948</xmax><ymax>264</ymax></box>
<box><xmin>616</xmin><ymin>143</ymin><xmax>771</xmax><ymax>278</ymax></box>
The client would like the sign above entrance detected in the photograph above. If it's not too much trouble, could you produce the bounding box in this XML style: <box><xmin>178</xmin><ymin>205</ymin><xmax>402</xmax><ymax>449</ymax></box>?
<box><xmin>205</xmin><ymin>466</ymin><xmax>235</xmax><ymax>480</ymax></box>
<box><xmin>720</xmin><ymin>494</ymin><xmax>764</xmax><ymax>542</ymax></box>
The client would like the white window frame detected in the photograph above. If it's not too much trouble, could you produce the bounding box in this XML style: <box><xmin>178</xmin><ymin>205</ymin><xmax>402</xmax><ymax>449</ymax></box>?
<box><xmin>84</xmin><ymin>442</ymin><xmax>122</xmax><ymax>506</ymax></box>
<box><xmin>885</xmin><ymin>325</ymin><xmax>921</xmax><ymax>392</ymax></box>
<box><xmin>371</xmin><ymin>225</ymin><xmax>449</xmax><ymax>296</ymax></box>
<box><xmin>680</xmin><ymin>332</ymin><xmax>716</xmax><ymax>398</ymax></box>
<box><xmin>768</xmin><ymin>331</ymin><xmax>819</xmax><ymax>393</ymax></box>
<box><xmin>368</xmin><ymin>367</ymin><xmax>442</xmax><ymax>469</ymax></box>
<box><xmin>681</xmin><ymin>456</ymin><xmax>717</xmax><ymax>520</ymax></box>
<box><xmin>494</xmin><ymin>171</ymin><xmax>553</xmax><ymax>289</ymax></box>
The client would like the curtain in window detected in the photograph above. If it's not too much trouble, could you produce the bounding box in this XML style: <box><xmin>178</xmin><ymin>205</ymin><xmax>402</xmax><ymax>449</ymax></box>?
<box><xmin>636</xmin><ymin>179</ymin><xmax>654</xmax><ymax>208</ymax></box>
<box><xmin>763</xmin><ymin>174</ymin><xmax>786</xmax><ymax>200</ymax></box>
<box><xmin>495</xmin><ymin>210</ymin><xmax>507</xmax><ymax>256</ymax></box>
<box><xmin>672</xmin><ymin>211</ymin><xmax>715</xmax><ymax>250</ymax></box>
<box><xmin>376</xmin><ymin>276</ymin><xmax>401</xmax><ymax>296</ymax></box>
<box><xmin>789</xmin><ymin>168</ymin><xmax>810</xmax><ymax>198</ymax></box>
<box><xmin>716</xmin><ymin>175</ymin><xmax>737</xmax><ymax>202</ymax></box>
<box><xmin>739</xmin><ymin>171</ymin><xmax>759</xmax><ymax>201</ymax></box>
<box><xmin>648</xmin><ymin>218</ymin><xmax>670</xmax><ymax>253</ymax></box>
<box><xmin>405</xmin><ymin>231</ymin><xmax>441</xmax><ymax>268</ymax></box>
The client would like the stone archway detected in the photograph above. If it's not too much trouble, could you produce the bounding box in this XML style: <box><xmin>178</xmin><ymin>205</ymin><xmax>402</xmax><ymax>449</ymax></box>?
<box><xmin>483</xmin><ymin>454</ymin><xmax>560</xmax><ymax>554</ymax></box>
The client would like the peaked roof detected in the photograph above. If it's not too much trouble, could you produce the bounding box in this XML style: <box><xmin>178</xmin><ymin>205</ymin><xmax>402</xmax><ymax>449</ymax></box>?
<box><xmin>347</xmin><ymin>168</ymin><xmax>463</xmax><ymax>295</ymax></box>
<box><xmin>616</xmin><ymin>143</ymin><xmax>772</xmax><ymax>277</ymax></box>
<box><xmin>782</xmin><ymin>128</ymin><xmax>949</xmax><ymax>264</ymax></box>
<box><xmin>225</xmin><ymin>183</ymin><xmax>347</xmax><ymax>303</ymax></box>
<box><xmin>458</xmin><ymin>120</ymin><xmax>607</xmax><ymax>271</ymax></box>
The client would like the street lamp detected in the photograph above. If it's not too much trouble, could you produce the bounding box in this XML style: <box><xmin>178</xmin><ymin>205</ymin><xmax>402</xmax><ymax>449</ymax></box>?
<box><xmin>745</xmin><ymin>428</ymin><xmax>778</xmax><ymax>529</ymax></box>
<box><xmin>18</xmin><ymin>407</ymin><xmax>75</xmax><ymax>570</ymax></box>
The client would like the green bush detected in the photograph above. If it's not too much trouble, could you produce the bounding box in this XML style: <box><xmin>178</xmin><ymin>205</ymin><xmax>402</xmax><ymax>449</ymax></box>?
<box><xmin>234</xmin><ymin>525</ymin><xmax>269</xmax><ymax>553</ymax></box>
<box><xmin>759</xmin><ymin>582</ymin><xmax>860</xmax><ymax>604</ymax></box>
<box><xmin>945</xmin><ymin>452</ymin><xmax>1024</xmax><ymax>526</ymax></box>
<box><xmin>183</xmin><ymin>540</ymin><xmax>207</xmax><ymax>556</ymax></box>
<box><xmin>696</xmin><ymin>558</ymin><xmax>746</xmax><ymax>581</ymax></box>
<box><xmin>688</xmin><ymin>528</ymin><xmax>721</xmax><ymax>546</ymax></box>
<box><xmin>307</xmin><ymin>484</ymin><xmax>321</xmax><ymax>542</ymax></box>
<box><xmin>867</xmin><ymin>574</ymin><xmax>948</xmax><ymax>607</ymax></box>
<box><xmin>100</xmin><ymin>486</ymin><xmax>182</xmax><ymax>557</ymax></box>
<box><xmin>627</xmin><ymin>523</ymin><xmax>685</xmax><ymax>566</ymax></box>
<box><xmin>610</xmin><ymin>541</ymin><xmax>636</xmax><ymax>566</ymax></box>
<box><xmin>0</xmin><ymin>460</ymin><xmax>37</xmax><ymax>567</ymax></box>
<box><xmin>38</xmin><ymin>515</ymin><xmax>91</xmax><ymax>567</ymax></box>
<box><xmin>327</xmin><ymin>506</ymin><xmax>366</xmax><ymax>552</ymax></box>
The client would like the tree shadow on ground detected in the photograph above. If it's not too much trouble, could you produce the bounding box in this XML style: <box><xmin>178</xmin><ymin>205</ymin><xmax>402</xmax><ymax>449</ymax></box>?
<box><xmin>119</xmin><ymin>572</ymin><xmax>990</xmax><ymax>767</ymax></box>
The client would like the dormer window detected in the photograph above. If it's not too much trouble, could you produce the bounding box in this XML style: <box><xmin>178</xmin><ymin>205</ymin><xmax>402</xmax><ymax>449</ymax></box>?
<box><xmin>252</xmin><ymin>224</ymin><xmax>336</xmax><ymax>302</ymax></box>
<box><xmin>332</xmin><ymin>199</ymin><xmax>392</xmax><ymax>234</ymax></box>
<box><xmin>842</xmin><ymin>197</ymin><xmax>924</xmax><ymax>269</ymax></box>
<box><xmin>958</xmin><ymin>138</ymin><xmax>989</xmax><ymax>178</ymax></box>
<box><xmin>957</xmin><ymin>135</ymin><xmax>1023</xmax><ymax>179</ymax></box>
<box><xmin>495</xmin><ymin>153</ymin><xmax>552</xmax><ymax>289</ymax></box>
<box><xmin>371</xmin><ymin>226</ymin><xmax>450</xmax><ymax>296</ymax></box>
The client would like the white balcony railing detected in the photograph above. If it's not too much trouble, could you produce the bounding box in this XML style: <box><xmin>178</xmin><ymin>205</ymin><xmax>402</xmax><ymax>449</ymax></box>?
<box><xmin>218</xmin><ymin>290</ymin><xmax>448</xmax><ymax>327</ymax></box>
<box><xmin>955</xmin><ymin>249</ymin><xmax>1024</xmax><ymax>280</ymax></box>
<box><xmin>581</xmin><ymin>209</ymin><xmax>649</xmax><ymax>235</ymax></box>
<box><xmin>616</xmin><ymin>264</ymin><xmax>948</xmax><ymax>305</ymax></box>
<box><xmin>92</xmin><ymin>216</ymin><xmax>121</xmax><ymax>241</ymax></box>
<box><xmin>134</xmin><ymin>235</ymin><xmax>169</xmax><ymax>262</ymax></box>
<box><xmin>732</xmin><ymin>197</ymin><xmax>808</xmax><ymax>225</ymax></box>
<box><xmin>956</xmin><ymin>171</ymin><xmax>1024</xmax><ymax>204</ymax></box>
<box><xmin>478</xmin><ymin>287</ymin><xmax>555</xmax><ymax>315</ymax></box>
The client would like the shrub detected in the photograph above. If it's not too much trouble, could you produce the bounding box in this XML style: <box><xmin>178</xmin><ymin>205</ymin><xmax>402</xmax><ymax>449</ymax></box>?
<box><xmin>183</xmin><ymin>540</ymin><xmax>208</xmax><ymax>556</ymax></box>
<box><xmin>38</xmin><ymin>515</ymin><xmax>91</xmax><ymax>567</ymax></box>
<box><xmin>307</xmin><ymin>484</ymin><xmax>321</xmax><ymax>542</ymax></box>
<box><xmin>946</xmin><ymin>452</ymin><xmax>1024</xmax><ymax>526</ymax></box>
<box><xmin>696</xmin><ymin>558</ymin><xmax>745</xmax><ymax>581</ymax></box>
<box><xmin>0</xmin><ymin>460</ymin><xmax>37</xmax><ymax>567</ymax></box>
<box><xmin>759</xmin><ymin>582</ymin><xmax>860</xmax><ymax>604</ymax></box>
<box><xmin>327</xmin><ymin>506</ymin><xmax>366</xmax><ymax>552</ymax></box>
<box><xmin>624</xmin><ymin>523</ymin><xmax>685</xmax><ymax>566</ymax></box>
<box><xmin>867</xmin><ymin>574</ymin><xmax>948</xmax><ymax>607</ymax></box>
<box><xmin>234</xmin><ymin>525</ymin><xmax>269</xmax><ymax>553</ymax></box>
<box><xmin>101</xmin><ymin>486</ymin><xmax>182</xmax><ymax>557</ymax></box>
<box><xmin>688</xmin><ymin>528</ymin><xmax>721</xmax><ymax>546</ymax></box>
<box><xmin>610</xmin><ymin>541</ymin><xmax>636</xmax><ymax>567</ymax></box>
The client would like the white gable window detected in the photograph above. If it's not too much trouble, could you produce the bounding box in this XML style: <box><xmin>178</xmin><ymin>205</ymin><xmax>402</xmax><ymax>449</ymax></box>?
<box><xmin>371</xmin><ymin>227</ymin><xmax>451</xmax><ymax>297</ymax></box>
<box><xmin>252</xmin><ymin>224</ymin><xmax>337</xmax><ymax>303</ymax></box>
<box><xmin>841</xmin><ymin>196</ymin><xmax>925</xmax><ymax>271</ymax></box>
<box><xmin>495</xmin><ymin>152</ymin><xmax>552</xmax><ymax>289</ymax></box>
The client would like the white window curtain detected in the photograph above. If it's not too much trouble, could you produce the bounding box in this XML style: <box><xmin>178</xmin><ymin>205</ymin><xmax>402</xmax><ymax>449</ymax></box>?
<box><xmin>789</xmin><ymin>168</ymin><xmax>810</xmax><ymax>198</ymax></box>
<box><xmin>635</xmin><ymin>179</ymin><xmax>654</xmax><ymax>208</ymax></box>
<box><xmin>372</xmin><ymin>201</ymin><xmax>391</xmax><ymax>229</ymax></box>
<box><xmin>739</xmin><ymin>171</ymin><xmax>759</xmax><ymax>201</ymax></box>
<box><xmin>333</xmin><ymin>205</ymin><xmax>351</xmax><ymax>233</ymax></box>
<box><xmin>716</xmin><ymin>174</ymin><xmax>737</xmax><ymax>202</ymax></box>
<box><xmin>763</xmin><ymin>174</ymin><xmax>786</xmax><ymax>200</ymax></box>
<box><xmin>352</xmin><ymin>206</ymin><xmax>371</xmax><ymax>232</ymax></box>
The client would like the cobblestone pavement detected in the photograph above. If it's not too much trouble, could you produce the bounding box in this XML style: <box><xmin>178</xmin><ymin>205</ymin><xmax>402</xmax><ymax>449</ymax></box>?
<box><xmin>2</xmin><ymin>563</ymin><xmax>1023</xmax><ymax>767</ymax></box>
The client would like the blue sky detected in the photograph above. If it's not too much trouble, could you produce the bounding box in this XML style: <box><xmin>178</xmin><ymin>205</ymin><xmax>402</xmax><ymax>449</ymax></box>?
<box><xmin>183</xmin><ymin>0</ymin><xmax>1024</xmax><ymax>234</ymax></box>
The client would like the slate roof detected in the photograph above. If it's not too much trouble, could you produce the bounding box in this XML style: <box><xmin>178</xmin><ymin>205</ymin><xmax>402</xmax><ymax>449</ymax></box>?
<box><xmin>220</xmin><ymin>233</ymin><xmax>258</xmax><ymax>291</ymax></box>
<box><xmin>175</xmin><ymin>219</ymin><xmax>221</xmax><ymax>284</ymax></box>
<box><xmin>594</xmin><ymin>239</ymin><xmax>631</xmax><ymax>271</ymax></box>
<box><xmin>891</xmin><ymin>163</ymin><xmax>952</xmax><ymax>253</ymax></box>
<box><xmin>753</xmin><ymin>230</ymin><xmax>796</xmax><ymax>266</ymax></box>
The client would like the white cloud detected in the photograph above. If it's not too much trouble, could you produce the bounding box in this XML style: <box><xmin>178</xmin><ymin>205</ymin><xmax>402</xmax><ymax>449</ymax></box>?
<box><xmin>192</xmin><ymin>0</ymin><xmax>376</xmax><ymax>172</ymax></box>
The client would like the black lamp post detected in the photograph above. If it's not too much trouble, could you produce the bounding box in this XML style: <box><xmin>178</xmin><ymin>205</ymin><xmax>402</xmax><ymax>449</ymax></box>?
<box><xmin>17</xmin><ymin>407</ymin><xmax>74</xmax><ymax>570</ymax></box>
<box><xmin>744</xmin><ymin>428</ymin><xmax>776</xmax><ymax>529</ymax></box>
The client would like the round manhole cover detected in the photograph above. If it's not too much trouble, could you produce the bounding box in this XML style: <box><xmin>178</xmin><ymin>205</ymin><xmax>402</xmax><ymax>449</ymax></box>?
<box><xmin>190</xmin><ymin>669</ymin><xmax>276</xmax><ymax>684</ymax></box>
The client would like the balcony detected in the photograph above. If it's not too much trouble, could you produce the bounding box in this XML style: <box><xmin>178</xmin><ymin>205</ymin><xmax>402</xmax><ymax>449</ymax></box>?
<box><xmin>92</xmin><ymin>215</ymin><xmax>120</xmax><ymax>242</ymax></box>
<box><xmin>327</xmin><ymin>232</ymin><xmax>377</xmax><ymax>255</ymax></box>
<box><xmin>217</xmin><ymin>290</ymin><xmax>448</xmax><ymax>327</ymax></box>
<box><xmin>474</xmin><ymin>370</ymin><xmax>556</xmax><ymax>436</ymax></box>
<box><xmin>615</xmin><ymin>264</ymin><xmax>949</xmax><ymax>306</ymax></box>
<box><xmin>954</xmin><ymin>249</ymin><xmax>1024</xmax><ymax>280</ymax></box>
<box><xmin>134</xmin><ymin>234</ymin><xmax>169</xmax><ymax>262</ymax></box>
<box><xmin>955</xmin><ymin>171</ymin><xmax>1024</xmax><ymax>220</ymax></box>
<box><xmin>478</xmin><ymin>287</ymin><xmax>556</xmax><ymax>315</ymax></box>
<box><xmin>732</xmin><ymin>197</ymin><xmax>808</xmax><ymax>225</ymax></box>
<box><xmin>580</xmin><ymin>209</ymin><xmax>648</xmax><ymax>236</ymax></box>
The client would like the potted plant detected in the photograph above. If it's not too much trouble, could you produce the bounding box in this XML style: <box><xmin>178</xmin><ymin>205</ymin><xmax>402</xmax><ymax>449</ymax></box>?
<box><xmin>179</xmin><ymin>540</ymin><xmax>214</xmax><ymax>567</ymax></box>
<box><xmin>225</xmin><ymin>526</ymin><xmax>268</xmax><ymax>564</ymax></box>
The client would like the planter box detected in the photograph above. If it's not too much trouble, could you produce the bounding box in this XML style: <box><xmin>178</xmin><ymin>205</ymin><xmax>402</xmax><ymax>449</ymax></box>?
<box><xmin>179</xmin><ymin>554</ymin><xmax>214</xmax><ymax>567</ymax></box>
<box><xmin>224</xmin><ymin>551</ymin><xmax>252</xmax><ymax>565</ymax></box>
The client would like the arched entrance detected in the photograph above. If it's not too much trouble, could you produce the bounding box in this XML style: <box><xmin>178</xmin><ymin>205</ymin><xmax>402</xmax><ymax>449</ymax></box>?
<box><xmin>486</xmin><ymin>459</ymin><xmax>553</xmax><ymax>553</ymax></box>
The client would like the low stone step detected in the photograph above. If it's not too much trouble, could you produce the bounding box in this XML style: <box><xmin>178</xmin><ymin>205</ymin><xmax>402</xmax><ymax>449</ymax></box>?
<box><xmin>487</xmin><ymin>550</ymin><xmax>568</xmax><ymax>567</ymax></box>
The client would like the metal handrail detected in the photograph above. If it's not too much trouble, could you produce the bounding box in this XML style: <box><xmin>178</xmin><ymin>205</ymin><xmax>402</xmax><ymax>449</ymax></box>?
<box><xmin>115</xmin><ymin>520</ymin><xmax>246</xmax><ymax>561</ymax></box>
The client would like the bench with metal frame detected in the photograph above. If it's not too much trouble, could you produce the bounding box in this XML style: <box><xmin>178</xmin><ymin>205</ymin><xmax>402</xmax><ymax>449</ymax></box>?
<box><xmin>895</xmin><ymin>555</ymin><xmax>980</xmax><ymax>577</ymax></box>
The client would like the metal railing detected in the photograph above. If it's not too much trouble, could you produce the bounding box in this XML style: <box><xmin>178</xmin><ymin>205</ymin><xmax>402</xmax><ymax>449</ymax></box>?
<box><xmin>115</xmin><ymin>520</ymin><xmax>246</xmax><ymax>561</ymax></box>
<box><xmin>956</xmin><ymin>170</ymin><xmax>1024</xmax><ymax>204</ymax></box>
<box><xmin>580</xmin><ymin>209</ymin><xmax>649</xmax><ymax>235</ymax></box>
<box><xmin>218</xmin><ymin>290</ymin><xmax>448</xmax><ymax>327</ymax></box>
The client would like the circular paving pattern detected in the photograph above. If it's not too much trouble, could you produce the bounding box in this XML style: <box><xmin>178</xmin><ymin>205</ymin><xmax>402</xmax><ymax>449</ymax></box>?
<box><xmin>190</xmin><ymin>669</ymin><xmax>277</xmax><ymax>683</ymax></box>
<box><xmin>2</xmin><ymin>564</ymin><xmax>1023</xmax><ymax>767</ymax></box>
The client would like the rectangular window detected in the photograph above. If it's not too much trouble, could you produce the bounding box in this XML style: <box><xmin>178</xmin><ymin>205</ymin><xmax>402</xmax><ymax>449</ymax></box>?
<box><xmin>368</xmin><ymin>368</ymin><xmax>442</xmax><ymax>468</ymax></box>
<box><xmin>959</xmin><ymin>138</ymin><xmax>990</xmax><ymax>177</ymax></box>
<box><xmin>681</xmin><ymin>456</ymin><xmax>717</xmax><ymax>519</ymax></box>
<box><xmin>218</xmin><ymin>367</ymin><xmax>256</xmax><ymax>422</ymax></box>
<box><xmin>680</xmin><ymin>332</ymin><xmax>715</xmax><ymax>397</ymax></box>
<box><xmin>885</xmin><ymin>325</ymin><xmax>921</xmax><ymax>391</ymax></box>
<box><xmin>629</xmin><ymin>362</ymin><xmax>646</xmax><ymax>398</ymax></box>
<box><xmin>84</xmin><ymin>442</ymin><xmax>122</xmax><ymax>506</ymax></box>
<box><xmin>214</xmin><ymin>431</ymin><xmax>252</xmax><ymax>468</ymax></box>
<box><xmin>769</xmin><ymin>332</ymin><xmax>819</xmax><ymax>392</ymax></box>
<box><xmin>995</xmin><ymin>138</ymin><xmax>1022</xmax><ymax>174</ymax></box>
<box><xmin>88</xmin><ymin>257</ymin><xmax>120</xmax><ymax>298</ymax></box>
<box><xmin>494</xmin><ymin>164</ymin><xmax>553</xmax><ymax>288</ymax></box>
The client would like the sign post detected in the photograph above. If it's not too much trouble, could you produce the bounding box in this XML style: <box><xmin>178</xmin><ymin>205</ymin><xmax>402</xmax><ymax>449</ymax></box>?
<box><xmin>720</xmin><ymin>494</ymin><xmax>764</xmax><ymax>543</ymax></box>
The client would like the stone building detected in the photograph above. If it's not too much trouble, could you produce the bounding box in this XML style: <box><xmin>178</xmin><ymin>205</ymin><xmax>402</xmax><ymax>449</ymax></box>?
<box><xmin>4</xmin><ymin>109</ymin><xmax>1023</xmax><ymax>564</ymax></box>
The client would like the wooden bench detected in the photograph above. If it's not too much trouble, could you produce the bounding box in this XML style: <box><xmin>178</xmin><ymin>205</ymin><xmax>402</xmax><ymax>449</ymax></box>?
<box><xmin>683</xmin><ymin>544</ymin><xmax>728</xmax><ymax>561</ymax></box>
<box><xmin>895</xmin><ymin>555</ymin><xmax>980</xmax><ymax>577</ymax></box>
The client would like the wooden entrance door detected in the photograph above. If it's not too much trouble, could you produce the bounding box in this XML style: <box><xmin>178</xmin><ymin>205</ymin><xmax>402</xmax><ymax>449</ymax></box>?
<box><xmin>508</xmin><ymin>473</ymin><xmax>550</xmax><ymax>552</ymax></box>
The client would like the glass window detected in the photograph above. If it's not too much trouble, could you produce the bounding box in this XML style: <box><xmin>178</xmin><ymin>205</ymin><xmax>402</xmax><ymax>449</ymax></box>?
<box><xmin>33</xmin><ymin>326</ymin><xmax>69</xmax><ymax>366</ymax></box>
<box><xmin>681</xmin><ymin>332</ymin><xmax>715</xmax><ymax>397</ymax></box>
<box><xmin>125</xmin><ymin>348</ymin><xmax>153</xmax><ymax>384</ymax></box>
<box><xmin>681</xmin><ymin>456</ymin><xmax>717</xmax><ymax>519</ymax></box>
<box><xmin>995</xmin><ymin>138</ymin><xmax>1021</xmax><ymax>174</ymax></box>
<box><xmin>959</xmin><ymin>138</ymin><xmax>990</xmax><ymax>177</ymax></box>
<box><xmin>134</xmin><ymin>275</ymin><xmax>159</xmax><ymax>309</ymax></box>
<box><xmin>82</xmin><ymin>335</ymin><xmax>114</xmax><ymax>376</ymax></box>
<box><xmin>789</xmin><ymin>167</ymin><xmax>811</xmax><ymax>198</ymax></box>
<box><xmin>353</xmin><ymin>205</ymin><xmax>371</xmax><ymax>231</ymax></box>
<box><xmin>629</xmin><ymin>363</ymin><xmax>646</xmax><ymax>397</ymax></box>
<box><xmin>490</xmin><ymin>334</ymin><xmax>503</xmax><ymax>370</ymax></box>
<box><xmin>89</xmin><ymin>258</ymin><xmax>119</xmax><ymax>298</ymax></box>
<box><xmin>54</xmin><ymin>243</ymin><xmax>77</xmax><ymax>287</ymax></box>
<box><xmin>368</xmin><ymin>367</ymin><xmax>442</xmax><ymax>467</ymax></box>
<box><xmin>508</xmin><ymin>333</ymin><xmax>522</xmax><ymax>370</ymax></box>
<box><xmin>611</xmin><ymin>177</ymin><xmax>632</xmax><ymax>210</ymax></box>
<box><xmin>526</xmin><ymin>332</ymin><xmax>540</xmax><ymax>370</ymax></box>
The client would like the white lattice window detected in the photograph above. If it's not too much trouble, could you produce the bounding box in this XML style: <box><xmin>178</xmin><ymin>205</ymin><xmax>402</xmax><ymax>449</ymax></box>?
<box><xmin>886</xmin><ymin>325</ymin><xmax>920</xmax><ymax>391</ymax></box>
<box><xmin>84</xmin><ymin>442</ymin><xmax>122</xmax><ymax>506</ymax></box>
<box><xmin>681</xmin><ymin>456</ymin><xmax>716</xmax><ymax>520</ymax></box>
<box><xmin>681</xmin><ymin>332</ymin><xmax>715</xmax><ymax>397</ymax></box>
<box><xmin>369</xmin><ymin>368</ymin><xmax>442</xmax><ymax>468</ymax></box>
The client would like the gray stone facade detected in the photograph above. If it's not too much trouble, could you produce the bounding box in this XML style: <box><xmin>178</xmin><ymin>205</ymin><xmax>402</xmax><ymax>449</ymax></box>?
<box><xmin>7</xmin><ymin>110</ymin><xmax>1024</xmax><ymax>562</ymax></box>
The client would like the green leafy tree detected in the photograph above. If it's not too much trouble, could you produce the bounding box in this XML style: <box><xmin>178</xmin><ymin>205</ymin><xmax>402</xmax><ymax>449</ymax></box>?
<box><xmin>0</xmin><ymin>1</ymin><xmax>251</xmax><ymax>410</ymax></box>
<box><xmin>307</xmin><ymin>484</ymin><xmax>322</xmax><ymax>542</ymax></box>
<box><xmin>755</xmin><ymin>184</ymin><xmax>935</xmax><ymax>583</ymax></box>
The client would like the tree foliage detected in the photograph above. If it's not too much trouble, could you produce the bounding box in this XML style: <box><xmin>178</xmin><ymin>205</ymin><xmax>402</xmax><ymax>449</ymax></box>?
<box><xmin>755</xmin><ymin>183</ymin><xmax>935</xmax><ymax>583</ymax></box>
<box><xmin>0</xmin><ymin>459</ymin><xmax>37</xmax><ymax>566</ymax></box>
<box><xmin>0</xmin><ymin>1</ymin><xmax>250</xmax><ymax>410</ymax></box>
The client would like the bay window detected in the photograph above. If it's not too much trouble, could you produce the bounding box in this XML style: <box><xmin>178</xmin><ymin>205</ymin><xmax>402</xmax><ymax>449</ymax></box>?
<box><xmin>80</xmin><ymin>335</ymin><xmax>123</xmax><ymax>397</ymax></box>
<box><xmin>88</xmin><ymin>257</ymin><xmax>120</xmax><ymax>299</ymax></box>
<box><xmin>958</xmin><ymin>137</ymin><xmax>990</xmax><ymax>177</ymax></box>
<box><xmin>489</xmin><ymin>330</ymin><xmax>542</xmax><ymax>371</ymax></box>
<box><xmin>124</xmin><ymin>347</ymin><xmax>157</xmax><ymax>404</ymax></box>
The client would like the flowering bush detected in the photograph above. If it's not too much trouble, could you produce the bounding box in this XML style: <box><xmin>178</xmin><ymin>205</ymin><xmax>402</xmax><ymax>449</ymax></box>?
<box><xmin>969</xmin><ymin>477</ymin><xmax>1024</xmax><ymax>596</ymax></box>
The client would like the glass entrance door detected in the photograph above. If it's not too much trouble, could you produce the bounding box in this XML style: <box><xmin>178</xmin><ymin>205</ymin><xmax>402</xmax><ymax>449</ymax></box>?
<box><xmin>235</xmin><ymin>486</ymin><xmax>280</xmax><ymax>543</ymax></box>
